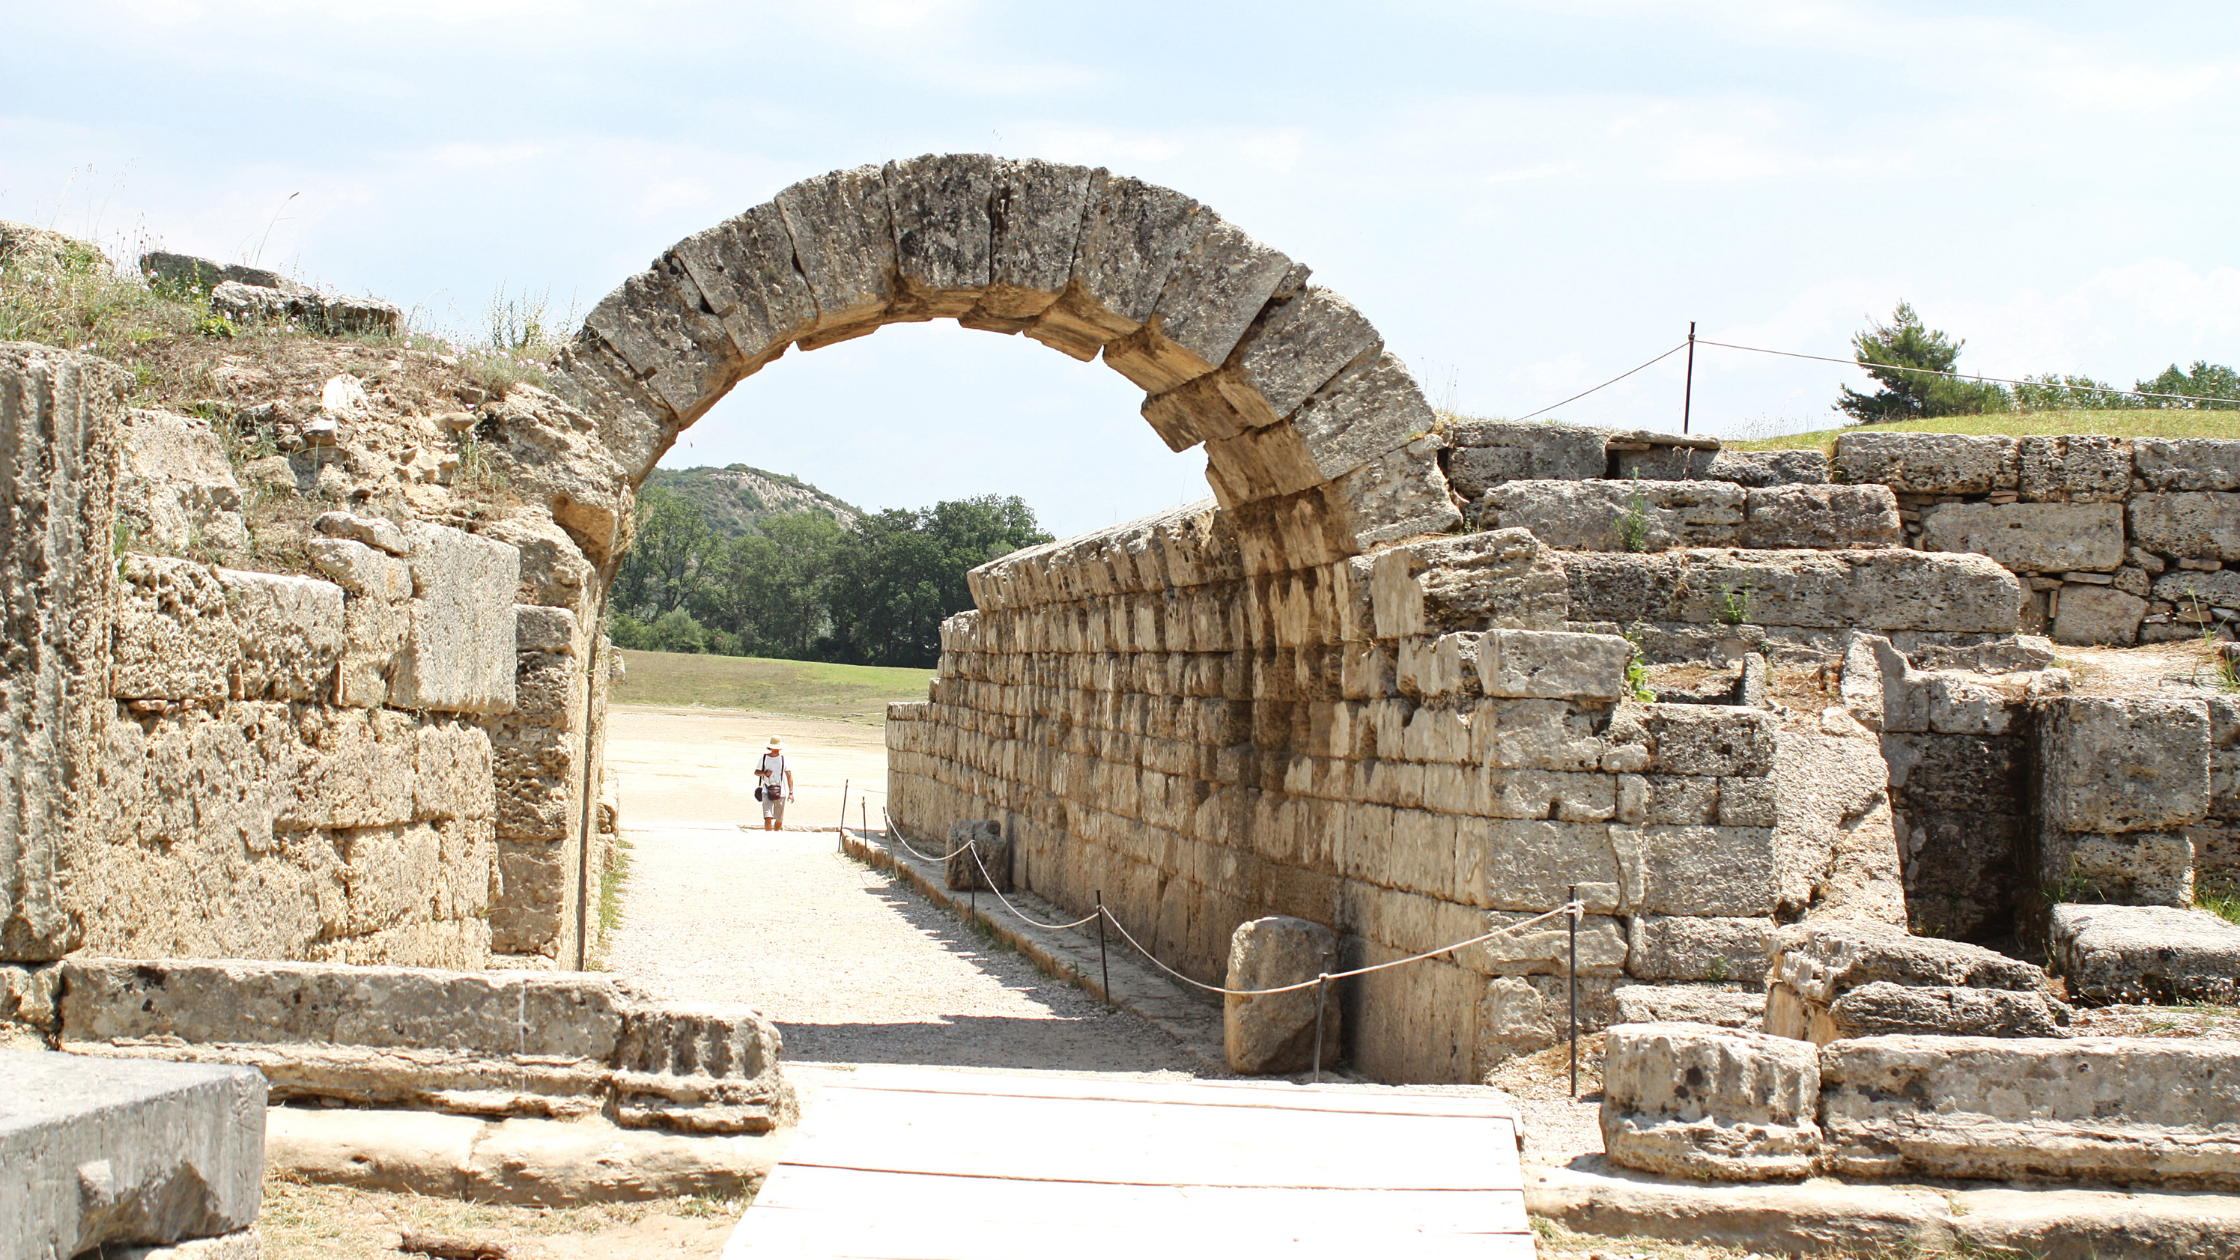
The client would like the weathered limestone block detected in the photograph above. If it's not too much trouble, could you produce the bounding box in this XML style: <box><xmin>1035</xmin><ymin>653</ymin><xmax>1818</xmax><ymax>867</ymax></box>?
<box><xmin>1608</xmin><ymin>433</ymin><xmax>1719</xmax><ymax>481</ymax></box>
<box><xmin>1564</xmin><ymin>549</ymin><xmax>2019</xmax><ymax>633</ymax></box>
<box><xmin>116</xmin><ymin>408</ymin><xmax>246</xmax><ymax>555</ymax></box>
<box><xmin>1147</xmin><ymin>288</ymin><xmax>1380</xmax><ymax>447</ymax></box>
<box><xmin>2049</xmin><ymin>903</ymin><xmax>2240</xmax><ymax>1006</ymax></box>
<box><xmin>1817</xmin><ymin>1034</ymin><xmax>2240</xmax><ymax>1187</ymax></box>
<box><xmin>1258</xmin><ymin>352</ymin><xmax>1434</xmax><ymax>486</ymax></box>
<box><xmin>1612</xmin><ymin>983</ymin><xmax>1766</xmax><ymax>1028</ymax></box>
<box><xmin>612</xmin><ymin>1002</ymin><xmax>797</xmax><ymax>1133</ymax></box>
<box><xmin>1843</xmin><ymin>548</ymin><xmax>2021</xmax><ymax>633</ymax></box>
<box><xmin>1740</xmin><ymin>484</ymin><xmax>1901</xmax><ymax>550</ymax></box>
<box><xmin>2038</xmin><ymin>696</ymin><xmax>2211</xmax><ymax>834</ymax></box>
<box><xmin>216</xmin><ymin>569</ymin><xmax>343</xmax><ymax>701</ymax></box>
<box><xmin>1020</xmin><ymin>175</ymin><xmax>1197</xmax><ymax>357</ymax></box>
<box><xmin>883</xmin><ymin>153</ymin><xmax>996</xmax><ymax>318</ymax></box>
<box><xmin>1466</xmin><ymin>910</ymin><xmax>1627</xmax><ymax>977</ymax></box>
<box><xmin>111</xmin><ymin>555</ymin><xmax>233</xmax><ymax>701</ymax></box>
<box><xmin>963</xmin><ymin>158</ymin><xmax>1095</xmax><ymax>327</ymax></box>
<box><xmin>1765</xmin><ymin>920</ymin><xmax>2050</xmax><ymax>1044</ymax></box>
<box><xmin>578</xmin><ymin>264</ymin><xmax>745</xmax><ymax>420</ymax></box>
<box><xmin>1105</xmin><ymin>217</ymin><xmax>1297</xmax><ymax>393</ymax></box>
<box><xmin>1445</xmin><ymin>420</ymin><xmax>1608</xmax><ymax>494</ymax></box>
<box><xmin>2129</xmin><ymin>491</ymin><xmax>2240</xmax><ymax>561</ymax></box>
<box><xmin>1326</xmin><ymin>437</ymin><xmax>1464</xmax><ymax>548</ymax></box>
<box><xmin>2053</xmin><ymin>584</ymin><xmax>2149</xmax><ymax>646</ymax></box>
<box><xmin>1224</xmin><ymin>915</ymin><xmax>1341</xmax><ymax>1074</ymax></box>
<box><xmin>1705</xmin><ymin>448</ymin><xmax>1828</xmax><ymax>487</ymax></box>
<box><xmin>1370</xmin><ymin>529</ymin><xmax>1568</xmax><ymax>639</ymax></box>
<box><xmin>944</xmin><ymin>819</ymin><xmax>1011</xmax><ymax>892</ymax></box>
<box><xmin>1624</xmin><ymin>916</ymin><xmax>1771</xmax><ymax>984</ymax></box>
<box><xmin>0</xmin><ymin>1051</ymin><xmax>265</xmax><ymax>1260</ymax></box>
<box><xmin>1476</xmin><ymin>630</ymin><xmax>1630</xmax><ymax>701</ymax></box>
<box><xmin>1810</xmin><ymin>981</ymin><xmax>2071</xmax><ymax>1040</ymax></box>
<box><xmin>668</xmin><ymin>203</ymin><xmax>820</xmax><ymax>367</ymax></box>
<box><xmin>1473</xmin><ymin>975</ymin><xmax>1558</xmax><ymax>1066</ymax></box>
<box><xmin>1477</xmin><ymin>478</ymin><xmax>1744</xmax><ymax>551</ymax></box>
<box><xmin>60</xmin><ymin>959</ymin><xmax>621</xmax><ymax>1116</ymax></box>
<box><xmin>2151</xmin><ymin>566</ymin><xmax>2240</xmax><ymax>613</ymax></box>
<box><xmin>1773</xmin><ymin>724</ymin><xmax>1909</xmax><ymax>926</ymax></box>
<box><xmin>2017</xmin><ymin>434</ymin><xmax>2132</xmax><ymax>502</ymax></box>
<box><xmin>312</xmin><ymin>509</ymin><xmax>406</xmax><ymax>556</ymax></box>
<box><xmin>309</xmin><ymin>537</ymin><xmax>412</xmax><ymax>707</ymax></box>
<box><xmin>774</xmin><ymin>163</ymin><xmax>899</xmax><ymax>343</ymax></box>
<box><xmin>515</xmin><ymin>604</ymin><xmax>580</xmax><ymax>654</ymax></box>
<box><xmin>392</xmin><ymin>523</ymin><xmax>520</xmax><ymax>713</ymax></box>
<box><xmin>1616</xmin><ymin>704</ymin><xmax>1777</xmax><ymax>778</ymax></box>
<box><xmin>1833</xmin><ymin>432</ymin><xmax>2018</xmax><ymax>494</ymax></box>
<box><xmin>1</xmin><ymin>962</ymin><xmax>59</xmax><ymax>1049</ymax></box>
<box><xmin>2132</xmin><ymin>438</ymin><xmax>2240</xmax><ymax>492</ymax></box>
<box><xmin>491</xmin><ymin>836</ymin><xmax>571</xmax><ymax>955</ymax></box>
<box><xmin>1918</xmin><ymin>501</ymin><xmax>2127</xmax><ymax>573</ymax></box>
<box><xmin>1599</xmin><ymin>1023</ymin><xmax>1821</xmax><ymax>1181</ymax></box>
<box><xmin>2040</xmin><ymin>830</ymin><xmax>2196</xmax><ymax>908</ymax></box>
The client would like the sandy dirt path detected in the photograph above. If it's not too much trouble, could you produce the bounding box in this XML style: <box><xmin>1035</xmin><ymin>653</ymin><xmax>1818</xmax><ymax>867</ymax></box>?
<box><xmin>602</xmin><ymin>705</ymin><xmax>1210</xmax><ymax>1076</ymax></box>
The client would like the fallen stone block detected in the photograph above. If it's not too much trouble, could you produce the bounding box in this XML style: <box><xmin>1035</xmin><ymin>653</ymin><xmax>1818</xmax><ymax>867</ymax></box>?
<box><xmin>0</xmin><ymin>1049</ymin><xmax>265</xmax><ymax>1260</ymax></box>
<box><xmin>1765</xmin><ymin>920</ymin><xmax>2049</xmax><ymax>1044</ymax></box>
<box><xmin>1599</xmin><ymin>1022</ymin><xmax>1821</xmax><ymax>1181</ymax></box>
<box><xmin>612</xmin><ymin>1002</ymin><xmax>797</xmax><ymax>1134</ymax></box>
<box><xmin>1224</xmin><ymin>915</ymin><xmax>1340</xmax><ymax>1074</ymax></box>
<box><xmin>1818</xmin><ymin>1034</ymin><xmax>2240</xmax><ymax>1187</ymax></box>
<box><xmin>943</xmin><ymin>819</ymin><xmax>1011</xmax><ymax>892</ymax></box>
<box><xmin>2049</xmin><ymin>903</ymin><xmax>2240</xmax><ymax>1006</ymax></box>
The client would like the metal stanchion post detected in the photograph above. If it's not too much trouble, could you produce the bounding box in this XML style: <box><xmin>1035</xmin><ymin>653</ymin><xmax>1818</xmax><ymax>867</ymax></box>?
<box><xmin>836</xmin><ymin>780</ymin><xmax>849</xmax><ymax>852</ymax></box>
<box><xmin>1568</xmin><ymin>885</ymin><xmax>1579</xmax><ymax>1101</ymax></box>
<box><xmin>1311</xmin><ymin>946</ymin><xmax>1335</xmax><ymax>1084</ymax></box>
<box><xmin>1095</xmin><ymin>891</ymin><xmax>1111</xmax><ymax>1007</ymax></box>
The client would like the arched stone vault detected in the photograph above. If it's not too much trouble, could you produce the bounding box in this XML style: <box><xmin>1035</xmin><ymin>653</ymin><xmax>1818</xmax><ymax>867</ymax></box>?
<box><xmin>549</xmin><ymin>154</ymin><xmax>1463</xmax><ymax>560</ymax></box>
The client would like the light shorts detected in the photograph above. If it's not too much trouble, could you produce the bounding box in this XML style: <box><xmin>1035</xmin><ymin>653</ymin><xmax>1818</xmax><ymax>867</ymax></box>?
<box><xmin>762</xmin><ymin>792</ymin><xmax>786</xmax><ymax>824</ymax></box>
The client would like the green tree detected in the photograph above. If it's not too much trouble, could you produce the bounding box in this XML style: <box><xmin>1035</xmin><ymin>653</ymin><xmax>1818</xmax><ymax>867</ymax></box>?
<box><xmin>823</xmin><ymin>495</ymin><xmax>1052</xmax><ymax>667</ymax></box>
<box><xmin>691</xmin><ymin>511</ymin><xmax>849</xmax><ymax>658</ymax></box>
<box><xmin>611</xmin><ymin>485</ymin><xmax>716</xmax><ymax>620</ymax></box>
<box><xmin>2013</xmin><ymin>372</ymin><xmax>2142</xmax><ymax>412</ymax></box>
<box><xmin>1838</xmin><ymin>302</ymin><xmax>2010</xmax><ymax>423</ymax></box>
<box><xmin>2136</xmin><ymin>361</ymin><xmax>2240</xmax><ymax>410</ymax></box>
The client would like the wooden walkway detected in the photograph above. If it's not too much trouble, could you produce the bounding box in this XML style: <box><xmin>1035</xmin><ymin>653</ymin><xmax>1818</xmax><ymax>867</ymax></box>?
<box><xmin>724</xmin><ymin>1066</ymin><xmax>1534</xmax><ymax>1259</ymax></box>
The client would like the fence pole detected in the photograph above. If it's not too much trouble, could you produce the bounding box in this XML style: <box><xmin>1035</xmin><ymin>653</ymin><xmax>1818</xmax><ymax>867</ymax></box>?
<box><xmin>1568</xmin><ymin>884</ymin><xmax>1580</xmax><ymax>1101</ymax></box>
<box><xmin>1311</xmin><ymin>975</ymin><xmax>1329</xmax><ymax>1085</ymax></box>
<box><xmin>1096</xmin><ymin>891</ymin><xmax>1111</xmax><ymax>1007</ymax></box>
<box><xmin>1682</xmin><ymin>321</ymin><xmax>1697</xmax><ymax>435</ymax></box>
<box><xmin>837</xmin><ymin>780</ymin><xmax>849</xmax><ymax>852</ymax></box>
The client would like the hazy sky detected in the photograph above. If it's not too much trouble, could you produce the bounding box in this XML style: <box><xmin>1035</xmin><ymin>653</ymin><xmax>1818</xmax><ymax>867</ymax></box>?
<box><xmin>7</xmin><ymin>2</ymin><xmax>2236</xmax><ymax>537</ymax></box>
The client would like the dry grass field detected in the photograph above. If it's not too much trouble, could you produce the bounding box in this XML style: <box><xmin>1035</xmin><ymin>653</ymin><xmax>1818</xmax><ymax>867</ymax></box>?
<box><xmin>610</xmin><ymin>650</ymin><xmax>933</xmax><ymax>724</ymax></box>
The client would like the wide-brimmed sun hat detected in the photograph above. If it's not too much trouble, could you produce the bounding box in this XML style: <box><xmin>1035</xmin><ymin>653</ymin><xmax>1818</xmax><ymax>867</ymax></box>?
<box><xmin>765</xmin><ymin>736</ymin><xmax>784</xmax><ymax>750</ymax></box>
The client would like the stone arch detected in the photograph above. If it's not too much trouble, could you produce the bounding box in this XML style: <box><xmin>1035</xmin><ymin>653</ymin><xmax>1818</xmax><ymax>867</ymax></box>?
<box><xmin>548</xmin><ymin>154</ymin><xmax>1462</xmax><ymax>560</ymax></box>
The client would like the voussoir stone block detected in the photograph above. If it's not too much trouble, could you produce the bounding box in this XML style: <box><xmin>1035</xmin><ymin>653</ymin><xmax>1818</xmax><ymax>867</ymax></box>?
<box><xmin>773</xmin><ymin>163</ymin><xmax>898</xmax><ymax>342</ymax></box>
<box><xmin>1599</xmin><ymin>1022</ymin><xmax>1821</xmax><ymax>1181</ymax></box>
<box><xmin>667</xmin><ymin>203</ymin><xmax>819</xmax><ymax>367</ymax></box>
<box><xmin>1918</xmin><ymin>501</ymin><xmax>2127</xmax><ymax>573</ymax></box>
<box><xmin>943</xmin><ymin>819</ymin><xmax>1011</xmax><ymax>892</ymax></box>
<box><xmin>1224</xmin><ymin>915</ymin><xmax>1341</xmax><ymax>1074</ymax></box>
<box><xmin>2049</xmin><ymin>903</ymin><xmax>2240</xmax><ymax>1007</ymax></box>
<box><xmin>1</xmin><ymin>1050</ymin><xmax>265</xmax><ymax>1260</ymax></box>
<box><xmin>1025</xmin><ymin>171</ymin><xmax>1209</xmax><ymax>359</ymax></box>
<box><xmin>966</xmin><ymin>158</ymin><xmax>1094</xmax><ymax>327</ymax></box>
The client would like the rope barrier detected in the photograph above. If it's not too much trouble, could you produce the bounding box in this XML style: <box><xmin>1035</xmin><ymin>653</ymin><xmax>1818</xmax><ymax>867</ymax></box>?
<box><xmin>854</xmin><ymin>821</ymin><xmax>1585</xmax><ymax>999</ymax></box>
<box><xmin>1514</xmin><ymin>341</ymin><xmax>1689</xmax><ymax>421</ymax></box>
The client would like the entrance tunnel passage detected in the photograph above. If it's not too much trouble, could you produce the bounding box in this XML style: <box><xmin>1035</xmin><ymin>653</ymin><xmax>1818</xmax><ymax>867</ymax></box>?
<box><xmin>600</xmin><ymin>705</ymin><xmax>1211</xmax><ymax>1075</ymax></box>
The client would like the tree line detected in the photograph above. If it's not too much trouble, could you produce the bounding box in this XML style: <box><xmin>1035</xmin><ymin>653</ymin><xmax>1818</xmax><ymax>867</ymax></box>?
<box><xmin>1839</xmin><ymin>301</ymin><xmax>2237</xmax><ymax>423</ymax></box>
<box><xmin>607</xmin><ymin>488</ymin><xmax>1052</xmax><ymax>668</ymax></box>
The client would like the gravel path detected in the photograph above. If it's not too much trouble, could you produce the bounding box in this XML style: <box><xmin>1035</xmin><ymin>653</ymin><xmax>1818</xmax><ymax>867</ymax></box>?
<box><xmin>607</xmin><ymin>825</ymin><xmax>1211</xmax><ymax>1076</ymax></box>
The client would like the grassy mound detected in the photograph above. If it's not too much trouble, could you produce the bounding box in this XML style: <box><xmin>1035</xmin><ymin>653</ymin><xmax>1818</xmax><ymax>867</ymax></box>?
<box><xmin>1729</xmin><ymin>410</ymin><xmax>2240</xmax><ymax>453</ymax></box>
<box><xmin>610</xmin><ymin>650</ymin><xmax>932</xmax><ymax>723</ymax></box>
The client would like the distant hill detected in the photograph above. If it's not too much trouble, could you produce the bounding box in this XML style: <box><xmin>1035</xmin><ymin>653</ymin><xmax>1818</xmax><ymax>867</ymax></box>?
<box><xmin>644</xmin><ymin>464</ymin><xmax>862</xmax><ymax>536</ymax></box>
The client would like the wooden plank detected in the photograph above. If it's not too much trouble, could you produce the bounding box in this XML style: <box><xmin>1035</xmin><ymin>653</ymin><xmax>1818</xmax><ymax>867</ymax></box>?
<box><xmin>828</xmin><ymin>1065</ymin><xmax>1521</xmax><ymax>1121</ymax></box>
<box><xmin>782</xmin><ymin>1087</ymin><xmax>1520</xmax><ymax>1190</ymax></box>
<box><xmin>731</xmin><ymin>1167</ymin><xmax>1534</xmax><ymax>1259</ymax></box>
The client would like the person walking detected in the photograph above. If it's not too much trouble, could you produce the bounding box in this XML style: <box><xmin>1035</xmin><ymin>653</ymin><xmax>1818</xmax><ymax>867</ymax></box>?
<box><xmin>755</xmin><ymin>736</ymin><xmax>794</xmax><ymax>831</ymax></box>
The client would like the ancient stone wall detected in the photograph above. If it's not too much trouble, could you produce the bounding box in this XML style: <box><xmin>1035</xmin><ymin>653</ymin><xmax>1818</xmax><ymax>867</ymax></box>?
<box><xmin>888</xmin><ymin>512</ymin><xmax>1916</xmax><ymax>1081</ymax></box>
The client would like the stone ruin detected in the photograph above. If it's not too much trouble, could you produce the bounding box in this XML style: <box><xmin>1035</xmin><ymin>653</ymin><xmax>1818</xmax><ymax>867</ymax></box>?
<box><xmin>3</xmin><ymin>156</ymin><xmax>2239</xmax><ymax>1247</ymax></box>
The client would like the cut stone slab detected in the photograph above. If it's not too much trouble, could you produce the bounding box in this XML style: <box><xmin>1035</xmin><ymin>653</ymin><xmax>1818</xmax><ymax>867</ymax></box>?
<box><xmin>2037</xmin><ymin>695</ymin><xmax>2212</xmax><ymax>835</ymax></box>
<box><xmin>1818</xmin><ymin>1034</ymin><xmax>2240</xmax><ymax>1187</ymax></box>
<box><xmin>1599</xmin><ymin>1023</ymin><xmax>1821</xmax><ymax>1181</ymax></box>
<box><xmin>2053</xmin><ymin>584</ymin><xmax>2149</xmax><ymax>646</ymax></box>
<box><xmin>2129</xmin><ymin>491</ymin><xmax>2240</xmax><ymax>562</ymax></box>
<box><xmin>1611</xmin><ymin>984</ymin><xmax>1765</xmax><ymax>1029</ymax></box>
<box><xmin>1918</xmin><ymin>501</ymin><xmax>2126</xmax><ymax>574</ymax></box>
<box><xmin>264</xmin><ymin>1105</ymin><xmax>782</xmax><ymax>1206</ymax></box>
<box><xmin>1813</xmin><ymin>980</ymin><xmax>2071</xmax><ymax>1040</ymax></box>
<box><xmin>1224</xmin><ymin>915</ymin><xmax>1340</xmax><ymax>1074</ymax></box>
<box><xmin>0</xmin><ymin>1049</ymin><xmax>266</xmax><ymax>1260</ymax></box>
<box><xmin>2049</xmin><ymin>903</ymin><xmax>2240</xmax><ymax>1006</ymax></box>
<box><xmin>1832</xmin><ymin>432</ymin><xmax>2017</xmax><ymax>495</ymax></box>
<box><xmin>1445</xmin><ymin>420</ymin><xmax>1609</xmax><ymax>494</ymax></box>
<box><xmin>391</xmin><ymin>523</ymin><xmax>521</xmax><ymax>714</ymax></box>
<box><xmin>1704</xmin><ymin>448</ymin><xmax>1828</xmax><ymax>487</ymax></box>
